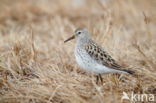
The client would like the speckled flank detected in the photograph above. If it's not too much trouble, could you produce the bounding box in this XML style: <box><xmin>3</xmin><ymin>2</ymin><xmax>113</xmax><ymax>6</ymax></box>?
<box><xmin>74</xmin><ymin>28</ymin><xmax>134</xmax><ymax>74</ymax></box>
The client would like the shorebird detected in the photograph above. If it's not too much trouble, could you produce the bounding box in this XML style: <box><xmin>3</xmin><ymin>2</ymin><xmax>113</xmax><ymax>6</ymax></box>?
<box><xmin>64</xmin><ymin>28</ymin><xmax>134</xmax><ymax>84</ymax></box>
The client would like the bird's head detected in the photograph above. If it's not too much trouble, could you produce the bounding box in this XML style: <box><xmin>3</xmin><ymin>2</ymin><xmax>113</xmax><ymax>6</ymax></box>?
<box><xmin>64</xmin><ymin>28</ymin><xmax>91</xmax><ymax>43</ymax></box>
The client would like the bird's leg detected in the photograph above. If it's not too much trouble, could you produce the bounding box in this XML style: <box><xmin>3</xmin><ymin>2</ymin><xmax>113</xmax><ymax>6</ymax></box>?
<box><xmin>99</xmin><ymin>74</ymin><xmax>103</xmax><ymax>84</ymax></box>
<box><xmin>96</xmin><ymin>75</ymin><xmax>99</xmax><ymax>84</ymax></box>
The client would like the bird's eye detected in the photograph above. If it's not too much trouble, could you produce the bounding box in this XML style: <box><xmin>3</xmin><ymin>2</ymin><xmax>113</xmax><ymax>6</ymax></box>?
<box><xmin>77</xmin><ymin>31</ymin><xmax>81</xmax><ymax>34</ymax></box>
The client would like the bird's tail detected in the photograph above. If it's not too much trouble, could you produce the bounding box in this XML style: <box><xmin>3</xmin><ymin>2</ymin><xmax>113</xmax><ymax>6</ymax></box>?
<box><xmin>122</xmin><ymin>69</ymin><xmax>135</xmax><ymax>75</ymax></box>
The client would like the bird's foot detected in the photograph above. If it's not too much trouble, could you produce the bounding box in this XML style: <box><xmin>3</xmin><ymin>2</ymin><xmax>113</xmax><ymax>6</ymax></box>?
<box><xmin>96</xmin><ymin>74</ymin><xmax>103</xmax><ymax>85</ymax></box>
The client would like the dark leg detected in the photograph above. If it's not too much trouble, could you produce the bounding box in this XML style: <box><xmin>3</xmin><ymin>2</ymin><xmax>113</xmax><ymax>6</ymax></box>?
<box><xmin>99</xmin><ymin>74</ymin><xmax>103</xmax><ymax>84</ymax></box>
<box><xmin>96</xmin><ymin>75</ymin><xmax>99</xmax><ymax>84</ymax></box>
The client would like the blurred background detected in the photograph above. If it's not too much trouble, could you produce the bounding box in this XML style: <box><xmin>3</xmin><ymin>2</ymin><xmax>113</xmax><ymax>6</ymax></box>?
<box><xmin>0</xmin><ymin>0</ymin><xmax>156</xmax><ymax>103</ymax></box>
<box><xmin>0</xmin><ymin>0</ymin><xmax>155</xmax><ymax>33</ymax></box>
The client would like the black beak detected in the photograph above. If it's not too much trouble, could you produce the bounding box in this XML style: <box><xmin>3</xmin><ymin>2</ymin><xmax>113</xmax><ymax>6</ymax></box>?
<box><xmin>64</xmin><ymin>35</ymin><xmax>75</xmax><ymax>43</ymax></box>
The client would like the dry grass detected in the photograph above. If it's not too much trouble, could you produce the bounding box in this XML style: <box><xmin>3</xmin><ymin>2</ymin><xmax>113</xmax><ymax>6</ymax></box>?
<box><xmin>0</xmin><ymin>0</ymin><xmax>156</xmax><ymax>103</ymax></box>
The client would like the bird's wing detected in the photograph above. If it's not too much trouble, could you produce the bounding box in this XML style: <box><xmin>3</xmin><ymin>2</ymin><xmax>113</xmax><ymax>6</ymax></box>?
<box><xmin>85</xmin><ymin>42</ymin><xmax>122</xmax><ymax>70</ymax></box>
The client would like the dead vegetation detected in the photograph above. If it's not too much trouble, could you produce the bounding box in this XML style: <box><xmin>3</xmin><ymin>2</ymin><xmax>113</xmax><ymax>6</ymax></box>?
<box><xmin>0</xmin><ymin>0</ymin><xmax>156</xmax><ymax>103</ymax></box>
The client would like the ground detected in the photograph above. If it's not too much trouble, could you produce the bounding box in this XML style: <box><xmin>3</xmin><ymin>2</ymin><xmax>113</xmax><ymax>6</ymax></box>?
<box><xmin>0</xmin><ymin>0</ymin><xmax>156</xmax><ymax>103</ymax></box>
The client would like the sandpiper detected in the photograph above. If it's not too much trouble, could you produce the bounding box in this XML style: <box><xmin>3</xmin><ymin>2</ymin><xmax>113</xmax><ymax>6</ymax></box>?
<box><xmin>64</xmin><ymin>28</ymin><xmax>134</xmax><ymax>84</ymax></box>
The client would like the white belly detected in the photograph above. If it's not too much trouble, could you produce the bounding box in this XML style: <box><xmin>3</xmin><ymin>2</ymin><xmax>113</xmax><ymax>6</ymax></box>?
<box><xmin>75</xmin><ymin>49</ymin><xmax>94</xmax><ymax>72</ymax></box>
<box><xmin>75</xmin><ymin>48</ymin><xmax>111</xmax><ymax>74</ymax></box>
<box><xmin>75</xmin><ymin>48</ymin><xmax>123</xmax><ymax>74</ymax></box>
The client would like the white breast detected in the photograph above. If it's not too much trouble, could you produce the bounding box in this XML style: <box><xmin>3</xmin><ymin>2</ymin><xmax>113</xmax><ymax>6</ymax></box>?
<box><xmin>75</xmin><ymin>48</ymin><xmax>93</xmax><ymax>71</ymax></box>
<box><xmin>75</xmin><ymin>48</ymin><xmax>121</xmax><ymax>74</ymax></box>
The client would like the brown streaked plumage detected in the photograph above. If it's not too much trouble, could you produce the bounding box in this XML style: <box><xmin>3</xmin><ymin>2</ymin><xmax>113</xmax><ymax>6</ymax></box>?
<box><xmin>84</xmin><ymin>41</ymin><xmax>133</xmax><ymax>74</ymax></box>
<box><xmin>64</xmin><ymin>28</ymin><xmax>134</xmax><ymax>84</ymax></box>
